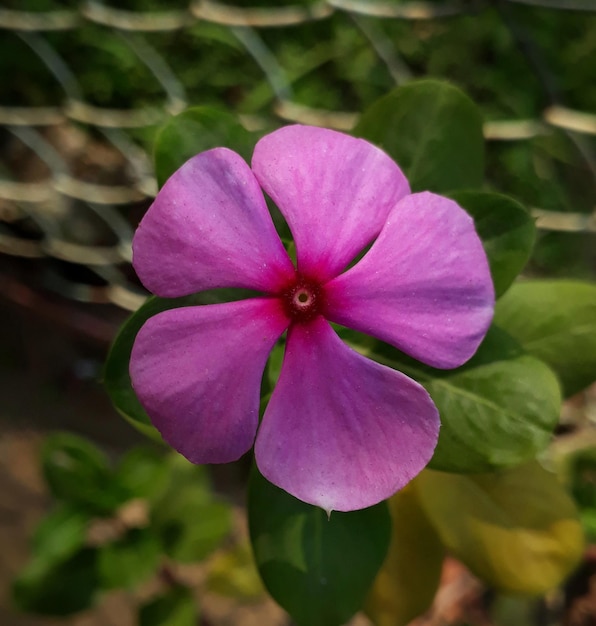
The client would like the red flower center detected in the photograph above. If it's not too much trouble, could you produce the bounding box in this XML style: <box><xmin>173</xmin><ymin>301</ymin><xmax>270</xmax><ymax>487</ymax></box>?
<box><xmin>280</xmin><ymin>275</ymin><xmax>324</xmax><ymax>323</ymax></box>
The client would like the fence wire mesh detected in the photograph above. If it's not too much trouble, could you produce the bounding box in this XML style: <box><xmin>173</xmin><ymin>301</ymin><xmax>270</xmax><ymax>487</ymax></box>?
<box><xmin>1</xmin><ymin>0</ymin><xmax>595</xmax><ymax>319</ymax></box>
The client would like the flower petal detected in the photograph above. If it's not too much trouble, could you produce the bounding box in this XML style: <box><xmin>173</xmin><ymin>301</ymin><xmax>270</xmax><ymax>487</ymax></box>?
<box><xmin>130</xmin><ymin>298</ymin><xmax>289</xmax><ymax>464</ymax></box>
<box><xmin>324</xmin><ymin>192</ymin><xmax>495</xmax><ymax>369</ymax></box>
<box><xmin>133</xmin><ymin>148</ymin><xmax>295</xmax><ymax>297</ymax></box>
<box><xmin>255</xmin><ymin>317</ymin><xmax>439</xmax><ymax>513</ymax></box>
<box><xmin>252</xmin><ymin>125</ymin><xmax>410</xmax><ymax>283</ymax></box>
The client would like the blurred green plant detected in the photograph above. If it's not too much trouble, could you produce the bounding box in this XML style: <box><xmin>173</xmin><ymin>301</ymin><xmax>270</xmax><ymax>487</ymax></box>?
<box><xmin>12</xmin><ymin>433</ymin><xmax>264</xmax><ymax>624</ymax></box>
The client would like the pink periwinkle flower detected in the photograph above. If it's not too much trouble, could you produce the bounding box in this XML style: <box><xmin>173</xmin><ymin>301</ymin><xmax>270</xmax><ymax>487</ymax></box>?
<box><xmin>130</xmin><ymin>125</ymin><xmax>494</xmax><ymax>513</ymax></box>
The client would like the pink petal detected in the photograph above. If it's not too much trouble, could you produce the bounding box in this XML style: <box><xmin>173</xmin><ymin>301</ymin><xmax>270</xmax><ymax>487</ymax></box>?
<box><xmin>255</xmin><ymin>317</ymin><xmax>439</xmax><ymax>513</ymax></box>
<box><xmin>130</xmin><ymin>298</ymin><xmax>289</xmax><ymax>464</ymax></box>
<box><xmin>324</xmin><ymin>192</ymin><xmax>494</xmax><ymax>369</ymax></box>
<box><xmin>252</xmin><ymin>125</ymin><xmax>410</xmax><ymax>283</ymax></box>
<box><xmin>133</xmin><ymin>148</ymin><xmax>295</xmax><ymax>297</ymax></box>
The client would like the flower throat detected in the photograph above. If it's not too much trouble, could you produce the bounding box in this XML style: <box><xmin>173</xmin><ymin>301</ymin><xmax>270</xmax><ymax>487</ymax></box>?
<box><xmin>280</xmin><ymin>275</ymin><xmax>324</xmax><ymax>323</ymax></box>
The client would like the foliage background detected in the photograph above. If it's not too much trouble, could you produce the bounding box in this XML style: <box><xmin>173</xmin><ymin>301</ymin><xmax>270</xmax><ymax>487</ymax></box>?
<box><xmin>0</xmin><ymin>0</ymin><xmax>594</xmax><ymax>311</ymax></box>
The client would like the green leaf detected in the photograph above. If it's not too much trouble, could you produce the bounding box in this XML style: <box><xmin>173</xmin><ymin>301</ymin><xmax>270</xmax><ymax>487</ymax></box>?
<box><xmin>494</xmin><ymin>280</ymin><xmax>596</xmax><ymax>397</ymax></box>
<box><xmin>31</xmin><ymin>504</ymin><xmax>90</xmax><ymax>565</ymax></box>
<box><xmin>355</xmin><ymin>80</ymin><xmax>484</xmax><ymax>193</ymax></box>
<box><xmin>138</xmin><ymin>587</ymin><xmax>198</xmax><ymax>626</ymax></box>
<box><xmin>162</xmin><ymin>451</ymin><xmax>213</xmax><ymax>494</ymax></box>
<box><xmin>569</xmin><ymin>448</ymin><xmax>596</xmax><ymax>511</ymax></box>
<box><xmin>365</xmin><ymin>480</ymin><xmax>444</xmax><ymax>626</ymax></box>
<box><xmin>104</xmin><ymin>297</ymin><xmax>186</xmax><ymax>441</ymax></box>
<box><xmin>116</xmin><ymin>446</ymin><xmax>171</xmax><ymax>502</ymax></box>
<box><xmin>580</xmin><ymin>509</ymin><xmax>596</xmax><ymax>543</ymax></box>
<box><xmin>97</xmin><ymin>528</ymin><xmax>161</xmax><ymax>590</ymax></box>
<box><xmin>416</xmin><ymin>463</ymin><xmax>584</xmax><ymax>594</ymax></box>
<box><xmin>150</xmin><ymin>460</ymin><xmax>232</xmax><ymax>563</ymax></box>
<box><xmin>567</xmin><ymin>448</ymin><xmax>596</xmax><ymax>542</ymax></box>
<box><xmin>13</xmin><ymin>548</ymin><xmax>99</xmax><ymax>616</ymax></box>
<box><xmin>154</xmin><ymin>106</ymin><xmax>256</xmax><ymax>188</ymax></box>
<box><xmin>448</xmin><ymin>191</ymin><xmax>536</xmax><ymax>297</ymax></box>
<box><xmin>104</xmin><ymin>289</ymin><xmax>253</xmax><ymax>441</ymax></box>
<box><xmin>367</xmin><ymin>327</ymin><xmax>561</xmax><ymax>473</ymax></box>
<box><xmin>153</xmin><ymin>496</ymin><xmax>231</xmax><ymax>564</ymax></box>
<box><xmin>41</xmin><ymin>433</ymin><xmax>128</xmax><ymax>514</ymax></box>
<box><xmin>248</xmin><ymin>467</ymin><xmax>391</xmax><ymax>626</ymax></box>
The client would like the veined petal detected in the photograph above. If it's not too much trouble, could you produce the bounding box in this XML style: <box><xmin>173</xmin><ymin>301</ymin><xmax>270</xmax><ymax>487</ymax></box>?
<box><xmin>255</xmin><ymin>317</ymin><xmax>439</xmax><ymax>513</ymax></box>
<box><xmin>325</xmin><ymin>192</ymin><xmax>495</xmax><ymax>369</ymax></box>
<box><xmin>252</xmin><ymin>125</ymin><xmax>410</xmax><ymax>283</ymax></box>
<box><xmin>133</xmin><ymin>148</ymin><xmax>295</xmax><ymax>297</ymax></box>
<box><xmin>130</xmin><ymin>298</ymin><xmax>289</xmax><ymax>464</ymax></box>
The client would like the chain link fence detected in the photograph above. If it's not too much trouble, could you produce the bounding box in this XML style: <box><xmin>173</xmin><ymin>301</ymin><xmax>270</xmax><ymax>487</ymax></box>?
<box><xmin>1</xmin><ymin>0</ymin><xmax>595</xmax><ymax>328</ymax></box>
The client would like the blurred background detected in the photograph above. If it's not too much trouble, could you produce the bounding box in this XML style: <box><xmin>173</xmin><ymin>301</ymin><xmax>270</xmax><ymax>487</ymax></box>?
<box><xmin>1</xmin><ymin>0</ymin><xmax>595</xmax><ymax>624</ymax></box>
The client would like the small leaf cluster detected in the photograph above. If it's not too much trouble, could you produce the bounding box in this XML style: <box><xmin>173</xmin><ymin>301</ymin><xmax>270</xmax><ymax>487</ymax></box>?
<box><xmin>13</xmin><ymin>433</ymin><xmax>234</xmax><ymax>625</ymax></box>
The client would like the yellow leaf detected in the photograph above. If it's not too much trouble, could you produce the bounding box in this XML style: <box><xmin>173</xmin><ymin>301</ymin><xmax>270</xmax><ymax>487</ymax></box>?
<box><xmin>206</xmin><ymin>542</ymin><xmax>265</xmax><ymax>601</ymax></box>
<box><xmin>416</xmin><ymin>462</ymin><xmax>584</xmax><ymax>595</ymax></box>
<box><xmin>365</xmin><ymin>480</ymin><xmax>444</xmax><ymax>626</ymax></box>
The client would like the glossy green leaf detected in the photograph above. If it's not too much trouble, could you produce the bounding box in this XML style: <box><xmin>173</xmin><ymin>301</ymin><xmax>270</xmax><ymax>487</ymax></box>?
<box><xmin>355</xmin><ymin>80</ymin><xmax>484</xmax><ymax>192</ymax></box>
<box><xmin>138</xmin><ymin>587</ymin><xmax>198</xmax><ymax>626</ymax></box>
<box><xmin>154</xmin><ymin>106</ymin><xmax>256</xmax><ymax>188</ymax></box>
<box><xmin>448</xmin><ymin>191</ymin><xmax>536</xmax><ymax>297</ymax></box>
<box><xmin>150</xmin><ymin>461</ymin><xmax>232</xmax><ymax>563</ymax></box>
<box><xmin>31</xmin><ymin>504</ymin><xmax>90</xmax><ymax>566</ymax></box>
<box><xmin>13</xmin><ymin>548</ymin><xmax>99</xmax><ymax>616</ymax></box>
<box><xmin>416</xmin><ymin>463</ymin><xmax>584</xmax><ymax>594</ymax></box>
<box><xmin>367</xmin><ymin>327</ymin><xmax>561</xmax><ymax>473</ymax></box>
<box><xmin>104</xmin><ymin>296</ymin><xmax>189</xmax><ymax>441</ymax></box>
<box><xmin>494</xmin><ymin>280</ymin><xmax>596</xmax><ymax>397</ymax></box>
<box><xmin>41</xmin><ymin>433</ymin><xmax>128</xmax><ymax>514</ymax></box>
<box><xmin>365</xmin><ymin>480</ymin><xmax>444</xmax><ymax>626</ymax></box>
<box><xmin>248</xmin><ymin>467</ymin><xmax>391</xmax><ymax>626</ymax></box>
<box><xmin>104</xmin><ymin>289</ymin><xmax>254</xmax><ymax>441</ymax></box>
<box><xmin>97</xmin><ymin>528</ymin><xmax>161</xmax><ymax>590</ymax></box>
